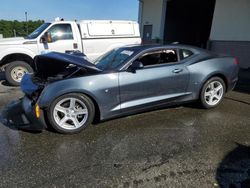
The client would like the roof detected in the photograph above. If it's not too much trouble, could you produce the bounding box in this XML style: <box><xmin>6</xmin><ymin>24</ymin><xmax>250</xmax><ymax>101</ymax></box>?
<box><xmin>121</xmin><ymin>44</ymin><xmax>207</xmax><ymax>53</ymax></box>
<box><xmin>77</xmin><ymin>20</ymin><xmax>138</xmax><ymax>24</ymax></box>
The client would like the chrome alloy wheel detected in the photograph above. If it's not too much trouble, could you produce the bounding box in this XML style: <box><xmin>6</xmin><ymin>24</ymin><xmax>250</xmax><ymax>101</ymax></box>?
<box><xmin>53</xmin><ymin>97</ymin><xmax>89</xmax><ymax>130</ymax></box>
<box><xmin>204</xmin><ymin>81</ymin><xmax>224</xmax><ymax>106</ymax></box>
<box><xmin>10</xmin><ymin>66</ymin><xmax>28</xmax><ymax>82</ymax></box>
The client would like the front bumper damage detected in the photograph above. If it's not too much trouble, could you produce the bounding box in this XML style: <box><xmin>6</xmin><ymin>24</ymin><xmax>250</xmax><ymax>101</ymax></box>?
<box><xmin>2</xmin><ymin>96</ymin><xmax>47</xmax><ymax>131</ymax></box>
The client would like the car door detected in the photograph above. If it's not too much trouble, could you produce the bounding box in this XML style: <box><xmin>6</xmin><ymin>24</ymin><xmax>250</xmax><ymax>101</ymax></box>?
<box><xmin>37</xmin><ymin>23</ymin><xmax>79</xmax><ymax>54</ymax></box>
<box><xmin>118</xmin><ymin>49</ymin><xmax>190</xmax><ymax>112</ymax></box>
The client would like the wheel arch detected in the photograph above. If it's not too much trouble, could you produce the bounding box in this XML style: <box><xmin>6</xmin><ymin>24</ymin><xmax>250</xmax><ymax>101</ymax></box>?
<box><xmin>41</xmin><ymin>91</ymin><xmax>102</xmax><ymax>123</ymax></box>
<box><xmin>198</xmin><ymin>73</ymin><xmax>228</xmax><ymax>109</ymax></box>
<box><xmin>202</xmin><ymin>73</ymin><xmax>228</xmax><ymax>93</ymax></box>
<box><xmin>79</xmin><ymin>92</ymin><xmax>101</xmax><ymax>123</ymax></box>
<box><xmin>0</xmin><ymin>53</ymin><xmax>34</xmax><ymax>68</ymax></box>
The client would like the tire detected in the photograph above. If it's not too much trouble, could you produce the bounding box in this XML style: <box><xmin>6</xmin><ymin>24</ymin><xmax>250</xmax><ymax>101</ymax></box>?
<box><xmin>47</xmin><ymin>93</ymin><xmax>95</xmax><ymax>134</ymax></box>
<box><xmin>200</xmin><ymin>77</ymin><xmax>226</xmax><ymax>109</ymax></box>
<box><xmin>5</xmin><ymin>61</ymin><xmax>33</xmax><ymax>86</ymax></box>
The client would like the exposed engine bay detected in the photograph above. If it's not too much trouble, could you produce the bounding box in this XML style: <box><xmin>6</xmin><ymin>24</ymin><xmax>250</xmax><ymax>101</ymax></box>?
<box><xmin>20</xmin><ymin>52</ymin><xmax>101</xmax><ymax>100</ymax></box>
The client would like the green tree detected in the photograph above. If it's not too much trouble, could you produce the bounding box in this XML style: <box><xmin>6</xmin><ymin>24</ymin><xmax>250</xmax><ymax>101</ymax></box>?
<box><xmin>0</xmin><ymin>20</ymin><xmax>44</xmax><ymax>38</ymax></box>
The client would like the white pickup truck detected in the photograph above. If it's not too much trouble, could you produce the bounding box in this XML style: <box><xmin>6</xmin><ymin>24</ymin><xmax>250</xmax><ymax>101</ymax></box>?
<box><xmin>0</xmin><ymin>20</ymin><xmax>141</xmax><ymax>85</ymax></box>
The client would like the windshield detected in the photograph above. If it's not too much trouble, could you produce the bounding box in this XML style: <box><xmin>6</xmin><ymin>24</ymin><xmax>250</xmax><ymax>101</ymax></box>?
<box><xmin>95</xmin><ymin>48</ymin><xmax>135</xmax><ymax>70</ymax></box>
<box><xmin>26</xmin><ymin>23</ymin><xmax>51</xmax><ymax>39</ymax></box>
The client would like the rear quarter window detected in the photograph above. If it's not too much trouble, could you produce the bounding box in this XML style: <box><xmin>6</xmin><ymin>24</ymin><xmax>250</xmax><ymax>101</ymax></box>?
<box><xmin>179</xmin><ymin>49</ymin><xmax>194</xmax><ymax>60</ymax></box>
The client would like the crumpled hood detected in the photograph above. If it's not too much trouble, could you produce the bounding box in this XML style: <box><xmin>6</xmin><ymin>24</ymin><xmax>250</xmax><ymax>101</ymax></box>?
<box><xmin>21</xmin><ymin>52</ymin><xmax>102</xmax><ymax>95</ymax></box>
<box><xmin>0</xmin><ymin>37</ymin><xmax>27</xmax><ymax>45</ymax></box>
<box><xmin>34</xmin><ymin>52</ymin><xmax>102</xmax><ymax>79</ymax></box>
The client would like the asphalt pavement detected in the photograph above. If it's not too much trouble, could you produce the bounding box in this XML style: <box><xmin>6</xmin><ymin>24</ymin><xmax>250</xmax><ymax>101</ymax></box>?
<box><xmin>0</xmin><ymin>71</ymin><xmax>249</xmax><ymax>188</ymax></box>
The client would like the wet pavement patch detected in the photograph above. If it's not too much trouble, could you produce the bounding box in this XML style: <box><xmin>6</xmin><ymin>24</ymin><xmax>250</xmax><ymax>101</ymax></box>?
<box><xmin>0</xmin><ymin>69</ymin><xmax>249</xmax><ymax>187</ymax></box>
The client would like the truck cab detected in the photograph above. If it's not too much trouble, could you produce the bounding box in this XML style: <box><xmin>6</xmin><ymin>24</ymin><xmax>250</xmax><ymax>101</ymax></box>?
<box><xmin>0</xmin><ymin>19</ymin><xmax>141</xmax><ymax>85</ymax></box>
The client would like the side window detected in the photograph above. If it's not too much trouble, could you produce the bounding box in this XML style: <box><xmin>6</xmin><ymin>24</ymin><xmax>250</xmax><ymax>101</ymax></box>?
<box><xmin>138</xmin><ymin>49</ymin><xmax>178</xmax><ymax>67</ymax></box>
<box><xmin>47</xmin><ymin>24</ymin><xmax>73</xmax><ymax>42</ymax></box>
<box><xmin>179</xmin><ymin>49</ymin><xmax>193</xmax><ymax>60</ymax></box>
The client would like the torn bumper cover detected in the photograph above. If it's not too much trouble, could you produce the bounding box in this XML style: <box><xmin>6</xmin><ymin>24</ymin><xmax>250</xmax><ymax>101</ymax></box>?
<box><xmin>2</xmin><ymin>97</ymin><xmax>46</xmax><ymax>131</ymax></box>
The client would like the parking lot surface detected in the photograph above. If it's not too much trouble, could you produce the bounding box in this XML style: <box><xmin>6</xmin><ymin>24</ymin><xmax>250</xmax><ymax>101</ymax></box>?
<box><xmin>0</xmin><ymin>70</ymin><xmax>249</xmax><ymax>188</ymax></box>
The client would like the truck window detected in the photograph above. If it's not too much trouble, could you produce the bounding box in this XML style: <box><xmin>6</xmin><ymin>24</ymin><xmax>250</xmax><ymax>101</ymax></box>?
<box><xmin>26</xmin><ymin>23</ymin><xmax>51</xmax><ymax>39</ymax></box>
<box><xmin>47</xmin><ymin>24</ymin><xmax>73</xmax><ymax>42</ymax></box>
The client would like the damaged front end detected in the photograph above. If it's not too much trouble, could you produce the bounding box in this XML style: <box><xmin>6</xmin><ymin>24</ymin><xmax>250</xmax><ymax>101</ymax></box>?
<box><xmin>21</xmin><ymin>52</ymin><xmax>101</xmax><ymax>103</ymax></box>
<box><xmin>7</xmin><ymin>52</ymin><xmax>101</xmax><ymax>131</ymax></box>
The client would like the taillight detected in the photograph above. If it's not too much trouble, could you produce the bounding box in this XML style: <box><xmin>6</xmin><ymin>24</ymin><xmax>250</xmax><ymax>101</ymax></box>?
<box><xmin>234</xmin><ymin>58</ymin><xmax>239</xmax><ymax>65</ymax></box>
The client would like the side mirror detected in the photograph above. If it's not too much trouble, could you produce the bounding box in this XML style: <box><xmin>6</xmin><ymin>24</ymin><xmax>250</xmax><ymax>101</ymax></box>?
<box><xmin>40</xmin><ymin>32</ymin><xmax>52</xmax><ymax>43</ymax></box>
<box><xmin>128</xmin><ymin>61</ymin><xmax>144</xmax><ymax>73</ymax></box>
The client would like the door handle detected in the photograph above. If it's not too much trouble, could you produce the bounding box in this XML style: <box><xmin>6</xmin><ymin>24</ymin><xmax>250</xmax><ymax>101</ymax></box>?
<box><xmin>172</xmin><ymin>69</ymin><xmax>183</xmax><ymax>74</ymax></box>
<box><xmin>73</xmin><ymin>43</ymin><xmax>78</xmax><ymax>49</ymax></box>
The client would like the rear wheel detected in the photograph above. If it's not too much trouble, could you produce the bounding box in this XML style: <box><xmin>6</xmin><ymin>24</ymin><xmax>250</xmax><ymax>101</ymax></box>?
<box><xmin>47</xmin><ymin>93</ymin><xmax>95</xmax><ymax>134</ymax></box>
<box><xmin>5</xmin><ymin>61</ymin><xmax>33</xmax><ymax>86</ymax></box>
<box><xmin>200</xmin><ymin>77</ymin><xmax>225</xmax><ymax>109</ymax></box>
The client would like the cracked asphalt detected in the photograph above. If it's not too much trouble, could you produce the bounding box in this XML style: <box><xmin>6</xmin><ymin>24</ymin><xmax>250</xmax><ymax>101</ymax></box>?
<box><xmin>0</xmin><ymin>70</ymin><xmax>249</xmax><ymax>188</ymax></box>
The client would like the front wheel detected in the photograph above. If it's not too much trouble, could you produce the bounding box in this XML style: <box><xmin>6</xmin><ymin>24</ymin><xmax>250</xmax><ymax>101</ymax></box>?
<box><xmin>5</xmin><ymin>61</ymin><xmax>33</xmax><ymax>86</ymax></box>
<box><xmin>47</xmin><ymin>93</ymin><xmax>95</xmax><ymax>134</ymax></box>
<box><xmin>200</xmin><ymin>77</ymin><xmax>226</xmax><ymax>109</ymax></box>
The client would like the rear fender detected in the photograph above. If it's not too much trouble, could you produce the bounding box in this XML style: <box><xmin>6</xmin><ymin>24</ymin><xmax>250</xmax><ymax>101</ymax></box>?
<box><xmin>186</xmin><ymin>57</ymin><xmax>236</xmax><ymax>99</ymax></box>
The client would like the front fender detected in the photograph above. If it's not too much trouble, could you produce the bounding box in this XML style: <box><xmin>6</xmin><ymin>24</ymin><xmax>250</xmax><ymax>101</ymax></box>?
<box><xmin>38</xmin><ymin>73</ymin><xmax>120</xmax><ymax>120</ymax></box>
<box><xmin>0</xmin><ymin>47</ymin><xmax>37</xmax><ymax>62</ymax></box>
<box><xmin>38</xmin><ymin>80</ymin><xmax>99</xmax><ymax>109</ymax></box>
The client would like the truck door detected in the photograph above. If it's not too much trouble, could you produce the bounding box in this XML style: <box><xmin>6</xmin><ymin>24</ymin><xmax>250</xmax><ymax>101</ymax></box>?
<box><xmin>37</xmin><ymin>23</ymin><xmax>79</xmax><ymax>54</ymax></box>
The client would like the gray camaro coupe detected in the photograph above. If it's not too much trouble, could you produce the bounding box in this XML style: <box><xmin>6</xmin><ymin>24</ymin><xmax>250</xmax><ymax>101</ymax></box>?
<box><xmin>9</xmin><ymin>45</ymin><xmax>239</xmax><ymax>134</ymax></box>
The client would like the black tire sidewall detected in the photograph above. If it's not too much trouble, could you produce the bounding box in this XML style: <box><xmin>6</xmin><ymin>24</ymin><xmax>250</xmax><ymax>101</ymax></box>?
<box><xmin>200</xmin><ymin>77</ymin><xmax>226</xmax><ymax>109</ymax></box>
<box><xmin>5</xmin><ymin>61</ymin><xmax>33</xmax><ymax>86</ymax></box>
<box><xmin>47</xmin><ymin>93</ymin><xmax>95</xmax><ymax>134</ymax></box>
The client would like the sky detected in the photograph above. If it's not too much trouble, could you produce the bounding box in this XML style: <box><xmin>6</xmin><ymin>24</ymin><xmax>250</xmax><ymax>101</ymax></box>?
<box><xmin>0</xmin><ymin>0</ymin><xmax>139</xmax><ymax>22</ymax></box>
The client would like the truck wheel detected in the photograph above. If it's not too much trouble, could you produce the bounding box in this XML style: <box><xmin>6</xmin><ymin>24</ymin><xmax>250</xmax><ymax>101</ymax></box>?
<box><xmin>5</xmin><ymin>61</ymin><xmax>33</xmax><ymax>86</ymax></box>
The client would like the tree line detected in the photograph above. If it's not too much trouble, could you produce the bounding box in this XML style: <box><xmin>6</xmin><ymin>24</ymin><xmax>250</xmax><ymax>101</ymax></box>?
<box><xmin>0</xmin><ymin>20</ymin><xmax>44</xmax><ymax>38</ymax></box>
